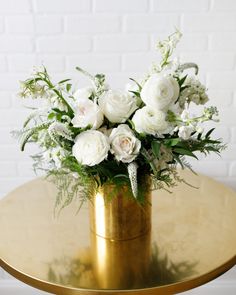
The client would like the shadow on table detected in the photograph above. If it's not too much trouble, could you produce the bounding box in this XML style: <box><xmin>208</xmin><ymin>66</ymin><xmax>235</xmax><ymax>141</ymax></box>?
<box><xmin>47</xmin><ymin>242</ymin><xmax>198</xmax><ymax>290</ymax></box>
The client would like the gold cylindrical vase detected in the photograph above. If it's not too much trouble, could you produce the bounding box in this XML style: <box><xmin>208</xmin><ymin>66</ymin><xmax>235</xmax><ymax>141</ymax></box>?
<box><xmin>89</xmin><ymin>177</ymin><xmax>152</xmax><ymax>288</ymax></box>
<box><xmin>89</xmin><ymin>178</ymin><xmax>152</xmax><ymax>241</ymax></box>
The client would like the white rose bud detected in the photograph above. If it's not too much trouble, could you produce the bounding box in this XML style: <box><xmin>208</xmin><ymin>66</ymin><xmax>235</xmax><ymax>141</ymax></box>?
<box><xmin>99</xmin><ymin>90</ymin><xmax>137</xmax><ymax>123</ymax></box>
<box><xmin>178</xmin><ymin>126</ymin><xmax>194</xmax><ymax>140</ymax></box>
<box><xmin>72</xmin><ymin>130</ymin><xmax>109</xmax><ymax>166</ymax></box>
<box><xmin>141</xmin><ymin>74</ymin><xmax>179</xmax><ymax>110</ymax></box>
<box><xmin>109</xmin><ymin>124</ymin><xmax>141</xmax><ymax>163</ymax></box>
<box><xmin>73</xmin><ymin>87</ymin><xmax>94</xmax><ymax>100</ymax></box>
<box><xmin>71</xmin><ymin>98</ymin><xmax>103</xmax><ymax>129</ymax></box>
<box><xmin>132</xmin><ymin>106</ymin><xmax>169</xmax><ymax>135</ymax></box>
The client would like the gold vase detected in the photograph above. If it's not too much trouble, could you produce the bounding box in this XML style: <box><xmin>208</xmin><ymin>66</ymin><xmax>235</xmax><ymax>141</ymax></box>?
<box><xmin>89</xmin><ymin>177</ymin><xmax>152</xmax><ymax>289</ymax></box>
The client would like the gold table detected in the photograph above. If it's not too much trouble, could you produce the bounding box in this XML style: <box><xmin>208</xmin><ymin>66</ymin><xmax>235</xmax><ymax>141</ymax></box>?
<box><xmin>0</xmin><ymin>170</ymin><xmax>236</xmax><ymax>294</ymax></box>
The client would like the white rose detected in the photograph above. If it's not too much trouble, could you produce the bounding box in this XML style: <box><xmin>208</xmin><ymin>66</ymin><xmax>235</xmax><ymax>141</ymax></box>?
<box><xmin>71</xmin><ymin>98</ymin><xmax>103</xmax><ymax>129</ymax></box>
<box><xmin>73</xmin><ymin>87</ymin><xmax>94</xmax><ymax>100</ymax></box>
<box><xmin>109</xmin><ymin>124</ymin><xmax>141</xmax><ymax>163</ymax></box>
<box><xmin>72</xmin><ymin>130</ymin><xmax>109</xmax><ymax>166</ymax></box>
<box><xmin>141</xmin><ymin>74</ymin><xmax>179</xmax><ymax>110</ymax></box>
<box><xmin>99</xmin><ymin>90</ymin><xmax>137</xmax><ymax>123</ymax></box>
<box><xmin>178</xmin><ymin>125</ymin><xmax>194</xmax><ymax>140</ymax></box>
<box><xmin>132</xmin><ymin>106</ymin><xmax>169</xmax><ymax>135</ymax></box>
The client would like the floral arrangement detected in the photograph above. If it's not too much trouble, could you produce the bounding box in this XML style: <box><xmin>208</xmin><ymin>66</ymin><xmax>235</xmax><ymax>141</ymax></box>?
<box><xmin>14</xmin><ymin>31</ymin><xmax>225</xmax><ymax>209</ymax></box>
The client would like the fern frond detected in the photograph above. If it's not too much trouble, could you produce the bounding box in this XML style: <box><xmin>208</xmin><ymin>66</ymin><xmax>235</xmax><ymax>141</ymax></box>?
<box><xmin>48</xmin><ymin>122</ymin><xmax>73</xmax><ymax>145</ymax></box>
<box><xmin>20</xmin><ymin>122</ymin><xmax>51</xmax><ymax>151</ymax></box>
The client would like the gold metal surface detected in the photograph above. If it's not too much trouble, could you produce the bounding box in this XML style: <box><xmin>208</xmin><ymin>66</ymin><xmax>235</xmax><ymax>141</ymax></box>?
<box><xmin>89</xmin><ymin>181</ymin><xmax>151</xmax><ymax>240</ymax></box>
<box><xmin>0</xmin><ymin>170</ymin><xmax>236</xmax><ymax>295</ymax></box>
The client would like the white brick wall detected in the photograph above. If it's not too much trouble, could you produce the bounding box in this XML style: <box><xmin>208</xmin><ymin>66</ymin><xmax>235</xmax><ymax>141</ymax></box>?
<box><xmin>0</xmin><ymin>0</ymin><xmax>236</xmax><ymax>294</ymax></box>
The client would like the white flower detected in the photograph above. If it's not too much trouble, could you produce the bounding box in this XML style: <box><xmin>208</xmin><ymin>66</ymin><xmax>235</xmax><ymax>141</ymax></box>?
<box><xmin>73</xmin><ymin>87</ymin><xmax>94</xmax><ymax>100</ymax></box>
<box><xmin>71</xmin><ymin>98</ymin><xmax>103</xmax><ymax>129</ymax></box>
<box><xmin>43</xmin><ymin>147</ymin><xmax>66</xmax><ymax>169</ymax></box>
<box><xmin>72</xmin><ymin>130</ymin><xmax>109</xmax><ymax>166</ymax></box>
<box><xmin>180</xmin><ymin>109</ymin><xmax>190</xmax><ymax>122</ymax></box>
<box><xmin>109</xmin><ymin>124</ymin><xmax>141</xmax><ymax>163</ymax></box>
<box><xmin>178</xmin><ymin>125</ymin><xmax>194</xmax><ymax>140</ymax></box>
<box><xmin>132</xmin><ymin>106</ymin><xmax>169</xmax><ymax>135</ymax></box>
<box><xmin>140</xmin><ymin>74</ymin><xmax>179</xmax><ymax>110</ymax></box>
<box><xmin>99</xmin><ymin>90</ymin><xmax>137</xmax><ymax>123</ymax></box>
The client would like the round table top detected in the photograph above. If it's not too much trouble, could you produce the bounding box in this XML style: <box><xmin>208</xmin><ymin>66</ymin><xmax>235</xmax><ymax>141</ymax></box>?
<box><xmin>0</xmin><ymin>170</ymin><xmax>236</xmax><ymax>295</ymax></box>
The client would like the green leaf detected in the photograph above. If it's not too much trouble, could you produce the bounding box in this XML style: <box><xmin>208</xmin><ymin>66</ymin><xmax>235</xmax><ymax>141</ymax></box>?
<box><xmin>205</xmin><ymin>128</ymin><xmax>215</xmax><ymax>139</ymax></box>
<box><xmin>173</xmin><ymin>148</ymin><xmax>198</xmax><ymax>159</ymax></box>
<box><xmin>151</xmin><ymin>141</ymin><xmax>161</xmax><ymax>158</ymax></box>
<box><xmin>129</xmin><ymin>77</ymin><xmax>142</xmax><ymax>91</ymax></box>
<box><xmin>58</xmin><ymin>79</ymin><xmax>71</xmax><ymax>84</ymax></box>
<box><xmin>165</xmin><ymin>138</ymin><xmax>180</xmax><ymax>147</ymax></box>
<box><xmin>129</xmin><ymin>90</ymin><xmax>141</xmax><ymax>97</ymax></box>
<box><xmin>66</xmin><ymin>83</ymin><xmax>72</xmax><ymax>92</ymax></box>
<box><xmin>178</xmin><ymin>75</ymin><xmax>187</xmax><ymax>87</ymax></box>
<box><xmin>48</xmin><ymin>112</ymin><xmax>56</xmax><ymax>120</ymax></box>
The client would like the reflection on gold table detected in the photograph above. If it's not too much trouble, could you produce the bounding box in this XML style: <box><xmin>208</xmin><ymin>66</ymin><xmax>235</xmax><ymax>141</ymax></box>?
<box><xmin>0</xmin><ymin>170</ymin><xmax>236</xmax><ymax>294</ymax></box>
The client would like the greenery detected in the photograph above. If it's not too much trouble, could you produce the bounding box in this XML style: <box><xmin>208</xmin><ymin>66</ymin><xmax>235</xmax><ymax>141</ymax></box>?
<box><xmin>13</xmin><ymin>30</ymin><xmax>226</xmax><ymax>211</ymax></box>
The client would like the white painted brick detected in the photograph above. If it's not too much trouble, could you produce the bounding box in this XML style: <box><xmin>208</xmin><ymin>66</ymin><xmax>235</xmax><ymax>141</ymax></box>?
<box><xmin>180</xmin><ymin>53</ymin><xmax>235</xmax><ymax>71</ymax></box>
<box><xmin>229</xmin><ymin>162</ymin><xmax>236</xmax><ymax>176</ymax></box>
<box><xmin>210</xmin><ymin>33</ymin><xmax>236</xmax><ymax>50</ymax></box>
<box><xmin>17</xmin><ymin>161</ymin><xmax>35</xmax><ymax>177</ymax></box>
<box><xmin>0</xmin><ymin>0</ymin><xmax>30</xmax><ymax>13</ymax></box>
<box><xmin>0</xmin><ymin>162</ymin><xmax>17</xmax><ymax>177</ymax></box>
<box><xmin>36</xmin><ymin>55</ymin><xmax>65</xmax><ymax>72</ymax></box>
<box><xmin>0</xmin><ymin>110</ymin><xmax>31</xmax><ymax>127</ymax></box>
<box><xmin>66</xmin><ymin>54</ymin><xmax>121</xmax><ymax>72</ymax></box>
<box><xmin>232</xmin><ymin>128</ymin><xmax>236</xmax><ymax>143</ymax></box>
<box><xmin>207</xmin><ymin>72</ymin><xmax>236</xmax><ymax>89</ymax></box>
<box><xmin>0</xmin><ymin>56</ymin><xmax>7</xmax><ymax>72</ymax></box>
<box><xmin>0</xmin><ymin>91</ymin><xmax>11</xmax><ymax>108</ymax></box>
<box><xmin>122</xmin><ymin>52</ymin><xmax>160</xmax><ymax>71</ymax></box>
<box><xmin>182</xmin><ymin>14</ymin><xmax>236</xmax><ymax>32</ymax></box>
<box><xmin>152</xmin><ymin>0</ymin><xmax>209</xmax><ymax>11</ymax></box>
<box><xmin>65</xmin><ymin>15</ymin><xmax>120</xmax><ymax>33</ymax></box>
<box><xmin>0</xmin><ymin>127</ymin><xmax>15</xmax><ymax>144</ymax></box>
<box><xmin>105</xmin><ymin>72</ymin><xmax>142</xmax><ymax>89</ymax></box>
<box><xmin>0</xmin><ymin>17</ymin><xmax>4</xmax><ymax>32</ymax></box>
<box><xmin>34</xmin><ymin>0</ymin><xmax>91</xmax><ymax>13</ymax></box>
<box><xmin>35</xmin><ymin>16</ymin><xmax>63</xmax><ymax>35</ymax></box>
<box><xmin>8</xmin><ymin>55</ymin><xmax>36</xmax><ymax>72</ymax></box>
<box><xmin>219</xmin><ymin>108</ymin><xmax>236</xmax><ymax>125</ymax></box>
<box><xmin>36</xmin><ymin>36</ymin><xmax>91</xmax><ymax>53</ymax></box>
<box><xmin>94</xmin><ymin>0</ymin><xmax>148</xmax><ymax>12</ymax></box>
<box><xmin>124</xmin><ymin>14</ymin><xmax>179</xmax><ymax>33</ymax></box>
<box><xmin>152</xmin><ymin>34</ymin><xmax>208</xmax><ymax>52</ymax></box>
<box><xmin>94</xmin><ymin>35</ymin><xmax>149</xmax><ymax>52</ymax></box>
<box><xmin>207</xmin><ymin>89</ymin><xmax>233</xmax><ymax>107</ymax></box>
<box><xmin>0</xmin><ymin>37</ymin><xmax>33</xmax><ymax>53</ymax></box>
<box><xmin>212</xmin><ymin>0</ymin><xmax>236</xmax><ymax>11</ymax></box>
<box><xmin>9</xmin><ymin>55</ymin><xmax>65</xmax><ymax>74</ymax></box>
<box><xmin>5</xmin><ymin>16</ymin><xmax>34</xmax><ymax>34</ymax></box>
<box><xmin>221</xmin><ymin>144</ymin><xmax>236</xmax><ymax>160</ymax></box>
<box><xmin>0</xmin><ymin>144</ymin><xmax>39</xmax><ymax>161</ymax></box>
<box><xmin>190</xmin><ymin>161</ymin><xmax>228</xmax><ymax>177</ymax></box>
<box><xmin>0</xmin><ymin>74</ymin><xmax>25</xmax><ymax>90</ymax></box>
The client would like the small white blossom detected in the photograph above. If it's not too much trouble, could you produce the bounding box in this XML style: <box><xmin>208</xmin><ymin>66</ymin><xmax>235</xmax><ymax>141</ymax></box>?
<box><xmin>73</xmin><ymin>87</ymin><xmax>94</xmax><ymax>100</ymax></box>
<box><xmin>178</xmin><ymin>125</ymin><xmax>194</xmax><ymax>140</ymax></box>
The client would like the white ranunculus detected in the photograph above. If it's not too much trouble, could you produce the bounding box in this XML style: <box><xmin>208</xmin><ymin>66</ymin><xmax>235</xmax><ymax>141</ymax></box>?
<box><xmin>71</xmin><ymin>98</ymin><xmax>103</xmax><ymax>129</ymax></box>
<box><xmin>109</xmin><ymin>124</ymin><xmax>141</xmax><ymax>163</ymax></box>
<box><xmin>72</xmin><ymin>130</ymin><xmax>109</xmax><ymax>166</ymax></box>
<box><xmin>73</xmin><ymin>87</ymin><xmax>94</xmax><ymax>100</ymax></box>
<box><xmin>132</xmin><ymin>106</ymin><xmax>169</xmax><ymax>135</ymax></box>
<box><xmin>140</xmin><ymin>74</ymin><xmax>179</xmax><ymax>110</ymax></box>
<box><xmin>99</xmin><ymin>90</ymin><xmax>137</xmax><ymax>123</ymax></box>
<box><xmin>178</xmin><ymin>125</ymin><xmax>194</xmax><ymax>140</ymax></box>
